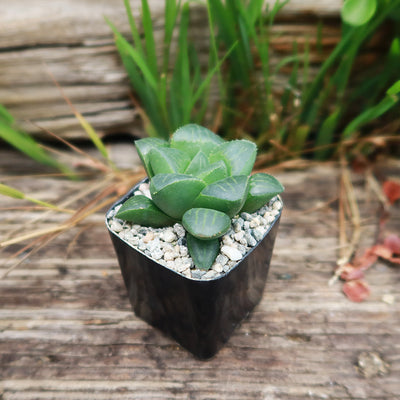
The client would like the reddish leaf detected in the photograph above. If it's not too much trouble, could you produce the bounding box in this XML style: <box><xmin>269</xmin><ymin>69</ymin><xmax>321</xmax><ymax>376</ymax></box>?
<box><xmin>389</xmin><ymin>257</ymin><xmax>400</xmax><ymax>264</ymax></box>
<box><xmin>383</xmin><ymin>234</ymin><xmax>400</xmax><ymax>255</ymax></box>
<box><xmin>370</xmin><ymin>244</ymin><xmax>393</xmax><ymax>260</ymax></box>
<box><xmin>340</xmin><ymin>263</ymin><xmax>365</xmax><ymax>281</ymax></box>
<box><xmin>353</xmin><ymin>249</ymin><xmax>378</xmax><ymax>270</ymax></box>
<box><xmin>382</xmin><ymin>180</ymin><xmax>400</xmax><ymax>204</ymax></box>
<box><xmin>342</xmin><ymin>280</ymin><xmax>371</xmax><ymax>302</ymax></box>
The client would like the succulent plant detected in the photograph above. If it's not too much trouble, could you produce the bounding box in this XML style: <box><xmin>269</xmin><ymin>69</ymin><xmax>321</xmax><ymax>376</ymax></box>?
<box><xmin>116</xmin><ymin>124</ymin><xmax>284</xmax><ymax>270</ymax></box>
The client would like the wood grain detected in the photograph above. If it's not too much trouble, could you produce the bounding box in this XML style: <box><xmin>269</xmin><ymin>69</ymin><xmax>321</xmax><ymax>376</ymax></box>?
<box><xmin>0</xmin><ymin>0</ymin><xmax>348</xmax><ymax>140</ymax></box>
<box><xmin>0</xmin><ymin>147</ymin><xmax>399</xmax><ymax>399</ymax></box>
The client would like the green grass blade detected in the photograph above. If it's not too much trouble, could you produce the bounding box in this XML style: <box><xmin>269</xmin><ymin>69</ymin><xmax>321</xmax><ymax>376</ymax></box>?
<box><xmin>206</xmin><ymin>0</ymin><xmax>226</xmax><ymax>104</ymax></box>
<box><xmin>292</xmin><ymin>125</ymin><xmax>311</xmax><ymax>154</ymax></box>
<box><xmin>141</xmin><ymin>0</ymin><xmax>158</xmax><ymax>78</ymax></box>
<box><xmin>281</xmin><ymin>42</ymin><xmax>299</xmax><ymax>112</ymax></box>
<box><xmin>0</xmin><ymin>104</ymin><xmax>14</xmax><ymax>124</ymax></box>
<box><xmin>342</xmin><ymin>81</ymin><xmax>400</xmax><ymax>138</ymax></box>
<box><xmin>314</xmin><ymin>108</ymin><xmax>341</xmax><ymax>160</ymax></box>
<box><xmin>163</xmin><ymin>0</ymin><xmax>180</xmax><ymax>70</ymax></box>
<box><xmin>74</xmin><ymin>112</ymin><xmax>109</xmax><ymax>161</ymax></box>
<box><xmin>247</xmin><ymin>0</ymin><xmax>264</xmax><ymax>25</ymax></box>
<box><xmin>301</xmin><ymin>0</ymin><xmax>400</xmax><ymax>125</ymax></box>
<box><xmin>268</xmin><ymin>0</ymin><xmax>289</xmax><ymax>25</ymax></box>
<box><xmin>123</xmin><ymin>0</ymin><xmax>144</xmax><ymax>58</ymax></box>
<box><xmin>191</xmin><ymin>42</ymin><xmax>238</xmax><ymax>109</ymax></box>
<box><xmin>107</xmin><ymin>18</ymin><xmax>158</xmax><ymax>91</ymax></box>
<box><xmin>0</xmin><ymin>183</ymin><xmax>69</xmax><ymax>211</ymax></box>
<box><xmin>0</xmin><ymin>121</ymin><xmax>64</xmax><ymax>171</ymax></box>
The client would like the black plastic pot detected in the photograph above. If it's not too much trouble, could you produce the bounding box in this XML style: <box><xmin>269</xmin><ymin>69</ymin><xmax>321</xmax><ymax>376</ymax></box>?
<box><xmin>106</xmin><ymin>180</ymin><xmax>282</xmax><ymax>359</ymax></box>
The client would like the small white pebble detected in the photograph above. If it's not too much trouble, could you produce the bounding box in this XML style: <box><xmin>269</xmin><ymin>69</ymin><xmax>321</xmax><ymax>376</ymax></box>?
<box><xmin>143</xmin><ymin>231</ymin><xmax>155</xmax><ymax>243</ymax></box>
<box><xmin>110</xmin><ymin>220</ymin><xmax>123</xmax><ymax>232</ymax></box>
<box><xmin>264</xmin><ymin>214</ymin><xmax>276</xmax><ymax>223</ymax></box>
<box><xmin>273</xmin><ymin>200</ymin><xmax>282</xmax><ymax>210</ymax></box>
<box><xmin>173</xmin><ymin>223</ymin><xmax>186</xmax><ymax>238</ymax></box>
<box><xmin>234</xmin><ymin>231</ymin><xmax>245</xmax><ymax>242</ymax></box>
<box><xmin>163</xmin><ymin>251</ymin><xmax>176</xmax><ymax>261</ymax></box>
<box><xmin>212</xmin><ymin>263</ymin><xmax>223</xmax><ymax>273</ymax></box>
<box><xmin>128</xmin><ymin>237</ymin><xmax>139</xmax><ymax>246</ymax></box>
<box><xmin>203</xmin><ymin>270</ymin><xmax>218</xmax><ymax>279</ymax></box>
<box><xmin>181</xmin><ymin>269</ymin><xmax>192</xmax><ymax>278</ymax></box>
<box><xmin>162</xmin><ymin>229</ymin><xmax>177</xmax><ymax>243</ymax></box>
<box><xmin>222</xmin><ymin>235</ymin><xmax>234</xmax><ymax>246</ymax></box>
<box><xmin>175</xmin><ymin>260</ymin><xmax>188</xmax><ymax>273</ymax></box>
<box><xmin>216</xmin><ymin>254</ymin><xmax>228</xmax><ymax>266</ymax></box>
<box><xmin>123</xmin><ymin>231</ymin><xmax>135</xmax><ymax>241</ymax></box>
<box><xmin>253</xmin><ymin>226</ymin><xmax>266</xmax><ymax>241</ymax></box>
<box><xmin>221</xmin><ymin>245</ymin><xmax>243</xmax><ymax>261</ymax></box>
<box><xmin>180</xmin><ymin>246</ymin><xmax>188</xmax><ymax>257</ymax></box>
<box><xmin>250</xmin><ymin>216</ymin><xmax>261</xmax><ymax>228</ymax></box>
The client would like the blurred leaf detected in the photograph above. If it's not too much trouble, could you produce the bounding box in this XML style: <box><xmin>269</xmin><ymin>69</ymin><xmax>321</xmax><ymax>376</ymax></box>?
<box><xmin>0</xmin><ymin>104</ymin><xmax>14</xmax><ymax>124</ymax></box>
<box><xmin>314</xmin><ymin>109</ymin><xmax>341</xmax><ymax>160</ymax></box>
<box><xmin>74</xmin><ymin>112</ymin><xmax>110</xmax><ymax>161</ymax></box>
<box><xmin>341</xmin><ymin>0</ymin><xmax>377</xmax><ymax>26</ymax></box>
<box><xmin>386</xmin><ymin>79</ymin><xmax>400</xmax><ymax>96</ymax></box>
<box><xmin>382</xmin><ymin>180</ymin><xmax>400</xmax><ymax>204</ymax></box>
<box><xmin>343</xmin><ymin>81</ymin><xmax>400</xmax><ymax>138</ymax></box>
<box><xmin>0</xmin><ymin>120</ymin><xmax>66</xmax><ymax>173</ymax></box>
<box><xmin>123</xmin><ymin>0</ymin><xmax>144</xmax><ymax>58</ymax></box>
<box><xmin>0</xmin><ymin>183</ymin><xmax>68</xmax><ymax>211</ymax></box>
<box><xmin>342</xmin><ymin>280</ymin><xmax>370</xmax><ymax>302</ymax></box>
<box><xmin>106</xmin><ymin>19</ymin><xmax>158</xmax><ymax>91</ymax></box>
<box><xmin>141</xmin><ymin>0</ymin><xmax>158</xmax><ymax>78</ymax></box>
<box><xmin>292</xmin><ymin>125</ymin><xmax>310</xmax><ymax>153</ymax></box>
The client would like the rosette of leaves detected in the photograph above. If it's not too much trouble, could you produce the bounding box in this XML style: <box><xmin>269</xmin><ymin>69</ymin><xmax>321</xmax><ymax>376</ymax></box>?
<box><xmin>116</xmin><ymin>124</ymin><xmax>284</xmax><ymax>270</ymax></box>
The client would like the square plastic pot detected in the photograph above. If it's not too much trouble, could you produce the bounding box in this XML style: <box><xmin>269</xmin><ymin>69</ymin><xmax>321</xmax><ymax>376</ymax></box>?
<box><xmin>106</xmin><ymin>180</ymin><xmax>282</xmax><ymax>359</ymax></box>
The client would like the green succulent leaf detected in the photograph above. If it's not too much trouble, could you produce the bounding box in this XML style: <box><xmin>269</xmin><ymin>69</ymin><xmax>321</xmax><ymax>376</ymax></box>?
<box><xmin>186</xmin><ymin>233</ymin><xmax>220</xmax><ymax>271</ymax></box>
<box><xmin>196</xmin><ymin>160</ymin><xmax>228</xmax><ymax>185</ymax></box>
<box><xmin>135</xmin><ymin>138</ymin><xmax>168</xmax><ymax>177</ymax></box>
<box><xmin>184</xmin><ymin>150</ymin><xmax>209</xmax><ymax>175</ymax></box>
<box><xmin>209</xmin><ymin>139</ymin><xmax>257</xmax><ymax>176</ymax></box>
<box><xmin>170</xmin><ymin>123</ymin><xmax>224</xmax><ymax>157</ymax></box>
<box><xmin>241</xmin><ymin>173</ymin><xmax>284</xmax><ymax>213</ymax></box>
<box><xmin>115</xmin><ymin>195</ymin><xmax>175</xmax><ymax>227</ymax></box>
<box><xmin>193</xmin><ymin>175</ymin><xmax>249</xmax><ymax>217</ymax></box>
<box><xmin>150</xmin><ymin>173</ymin><xmax>206</xmax><ymax>219</ymax></box>
<box><xmin>182</xmin><ymin>208</ymin><xmax>230</xmax><ymax>239</ymax></box>
<box><xmin>149</xmin><ymin>147</ymin><xmax>191</xmax><ymax>175</ymax></box>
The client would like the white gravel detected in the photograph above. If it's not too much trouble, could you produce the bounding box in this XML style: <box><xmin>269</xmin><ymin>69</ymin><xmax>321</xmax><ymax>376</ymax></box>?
<box><xmin>107</xmin><ymin>183</ymin><xmax>282</xmax><ymax>280</ymax></box>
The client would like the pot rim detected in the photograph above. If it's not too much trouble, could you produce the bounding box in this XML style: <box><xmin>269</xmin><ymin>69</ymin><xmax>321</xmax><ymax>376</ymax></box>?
<box><xmin>106</xmin><ymin>178</ymin><xmax>283</xmax><ymax>282</ymax></box>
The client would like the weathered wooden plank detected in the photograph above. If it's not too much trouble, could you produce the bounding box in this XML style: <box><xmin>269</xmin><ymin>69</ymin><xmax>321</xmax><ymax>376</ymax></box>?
<box><xmin>0</xmin><ymin>0</ymin><xmax>351</xmax><ymax>140</ymax></box>
<box><xmin>0</xmin><ymin>148</ymin><xmax>399</xmax><ymax>399</ymax></box>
